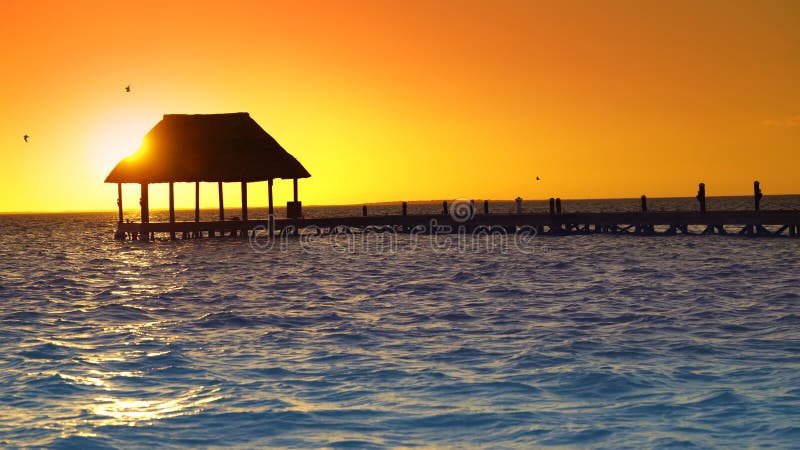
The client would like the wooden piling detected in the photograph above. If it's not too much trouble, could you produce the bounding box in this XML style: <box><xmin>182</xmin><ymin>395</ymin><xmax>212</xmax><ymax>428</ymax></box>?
<box><xmin>402</xmin><ymin>201</ymin><xmax>407</xmax><ymax>216</ymax></box>
<box><xmin>442</xmin><ymin>201</ymin><xmax>448</xmax><ymax>216</ymax></box>
<box><xmin>169</xmin><ymin>182</ymin><xmax>176</xmax><ymax>240</ymax></box>
<box><xmin>268</xmin><ymin>178</ymin><xmax>274</xmax><ymax>236</ymax></box>
<box><xmin>483</xmin><ymin>200</ymin><xmax>489</xmax><ymax>215</ymax></box>
<box><xmin>218</xmin><ymin>181</ymin><xmax>225</xmax><ymax>221</ymax></box>
<box><xmin>241</xmin><ymin>182</ymin><xmax>248</xmax><ymax>222</ymax></box>
<box><xmin>363</xmin><ymin>205</ymin><xmax>368</xmax><ymax>217</ymax></box>
<box><xmin>140</xmin><ymin>183</ymin><xmax>149</xmax><ymax>224</ymax></box>
<box><xmin>515</xmin><ymin>197</ymin><xmax>522</xmax><ymax>214</ymax></box>
<box><xmin>549</xmin><ymin>198</ymin><xmax>555</xmax><ymax>215</ymax></box>
<box><xmin>754</xmin><ymin>181</ymin><xmax>763</xmax><ymax>212</ymax></box>
<box><xmin>556</xmin><ymin>198</ymin><xmax>562</xmax><ymax>214</ymax></box>
<box><xmin>641</xmin><ymin>195</ymin><xmax>647</xmax><ymax>212</ymax></box>
<box><xmin>194</xmin><ymin>182</ymin><xmax>200</xmax><ymax>223</ymax></box>
<box><xmin>697</xmin><ymin>183</ymin><xmax>706</xmax><ymax>212</ymax></box>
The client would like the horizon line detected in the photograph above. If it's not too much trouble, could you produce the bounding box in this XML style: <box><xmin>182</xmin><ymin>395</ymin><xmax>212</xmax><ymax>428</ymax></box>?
<box><xmin>2</xmin><ymin>193</ymin><xmax>799</xmax><ymax>215</ymax></box>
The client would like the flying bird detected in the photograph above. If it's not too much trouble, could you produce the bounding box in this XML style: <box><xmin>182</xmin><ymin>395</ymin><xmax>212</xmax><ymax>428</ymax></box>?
<box><xmin>23</xmin><ymin>135</ymin><xmax>29</xmax><ymax>143</ymax></box>
<box><xmin>536</xmin><ymin>176</ymin><xmax>540</xmax><ymax>181</ymax></box>
<box><xmin>125</xmin><ymin>85</ymin><xmax>131</xmax><ymax>92</ymax></box>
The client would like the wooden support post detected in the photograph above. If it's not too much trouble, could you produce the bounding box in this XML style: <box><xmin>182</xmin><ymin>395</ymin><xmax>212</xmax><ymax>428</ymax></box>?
<box><xmin>169</xmin><ymin>182</ymin><xmax>176</xmax><ymax>240</ymax></box>
<box><xmin>754</xmin><ymin>181</ymin><xmax>763</xmax><ymax>212</ymax></box>
<box><xmin>515</xmin><ymin>197</ymin><xmax>522</xmax><ymax>214</ymax></box>
<box><xmin>117</xmin><ymin>183</ymin><xmax>123</xmax><ymax>223</ymax></box>
<box><xmin>241</xmin><ymin>182</ymin><xmax>248</xmax><ymax>222</ymax></box>
<box><xmin>291</xmin><ymin>178</ymin><xmax>301</xmax><ymax>234</ymax></box>
<box><xmin>443</xmin><ymin>201</ymin><xmax>448</xmax><ymax>216</ymax></box>
<box><xmin>697</xmin><ymin>183</ymin><xmax>706</xmax><ymax>212</ymax></box>
<box><xmin>556</xmin><ymin>198</ymin><xmax>562</xmax><ymax>214</ymax></box>
<box><xmin>195</xmin><ymin>182</ymin><xmax>200</xmax><ymax>223</ymax></box>
<box><xmin>402</xmin><ymin>201</ymin><xmax>407</xmax><ymax>216</ymax></box>
<box><xmin>168</xmin><ymin>182</ymin><xmax>175</xmax><ymax>222</ymax></box>
<box><xmin>218</xmin><ymin>181</ymin><xmax>225</xmax><ymax>221</ymax></box>
<box><xmin>641</xmin><ymin>195</ymin><xmax>647</xmax><ymax>212</ymax></box>
<box><xmin>268</xmin><ymin>178</ymin><xmax>274</xmax><ymax>236</ymax></box>
<box><xmin>140</xmin><ymin>183</ymin><xmax>149</xmax><ymax>224</ymax></box>
<box><xmin>362</xmin><ymin>205</ymin><xmax>368</xmax><ymax>216</ymax></box>
<box><xmin>469</xmin><ymin>200</ymin><xmax>475</xmax><ymax>217</ymax></box>
<box><xmin>241</xmin><ymin>181</ymin><xmax>249</xmax><ymax>237</ymax></box>
<box><xmin>483</xmin><ymin>200</ymin><xmax>489</xmax><ymax>215</ymax></box>
<box><xmin>549</xmin><ymin>198</ymin><xmax>555</xmax><ymax>215</ymax></box>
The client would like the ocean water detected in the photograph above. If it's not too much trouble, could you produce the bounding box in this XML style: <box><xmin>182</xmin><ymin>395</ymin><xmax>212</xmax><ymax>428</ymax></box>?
<box><xmin>1</xmin><ymin>199</ymin><xmax>799</xmax><ymax>449</ymax></box>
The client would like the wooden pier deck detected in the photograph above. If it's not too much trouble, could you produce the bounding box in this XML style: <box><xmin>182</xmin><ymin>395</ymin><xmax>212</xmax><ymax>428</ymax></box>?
<box><xmin>116</xmin><ymin>210</ymin><xmax>800</xmax><ymax>240</ymax></box>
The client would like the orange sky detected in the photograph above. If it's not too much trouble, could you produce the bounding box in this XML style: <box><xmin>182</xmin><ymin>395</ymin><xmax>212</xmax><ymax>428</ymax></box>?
<box><xmin>1</xmin><ymin>0</ymin><xmax>798</xmax><ymax>212</ymax></box>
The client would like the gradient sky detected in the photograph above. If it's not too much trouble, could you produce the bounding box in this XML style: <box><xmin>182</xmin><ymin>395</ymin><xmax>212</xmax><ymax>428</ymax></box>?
<box><xmin>1</xmin><ymin>0</ymin><xmax>798</xmax><ymax>212</ymax></box>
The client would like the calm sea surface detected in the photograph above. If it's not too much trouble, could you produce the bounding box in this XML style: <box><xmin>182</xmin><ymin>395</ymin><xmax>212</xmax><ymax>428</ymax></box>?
<box><xmin>1</xmin><ymin>197</ymin><xmax>799</xmax><ymax>449</ymax></box>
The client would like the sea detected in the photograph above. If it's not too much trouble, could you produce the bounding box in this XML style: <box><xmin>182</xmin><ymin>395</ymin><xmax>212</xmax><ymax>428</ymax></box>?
<box><xmin>1</xmin><ymin>196</ymin><xmax>799</xmax><ymax>449</ymax></box>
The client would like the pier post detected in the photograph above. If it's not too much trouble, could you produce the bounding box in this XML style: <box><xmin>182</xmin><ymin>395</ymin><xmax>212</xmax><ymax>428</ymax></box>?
<box><xmin>241</xmin><ymin>181</ymin><xmax>249</xmax><ymax>237</ymax></box>
<box><xmin>697</xmin><ymin>183</ymin><xmax>706</xmax><ymax>212</ymax></box>
<box><xmin>470</xmin><ymin>200</ymin><xmax>475</xmax><ymax>217</ymax></box>
<box><xmin>402</xmin><ymin>201</ymin><xmax>407</xmax><ymax>216</ymax></box>
<box><xmin>193</xmin><ymin>182</ymin><xmax>200</xmax><ymax>238</ymax></box>
<box><xmin>556</xmin><ymin>198</ymin><xmax>562</xmax><ymax>214</ymax></box>
<box><xmin>117</xmin><ymin>183</ymin><xmax>123</xmax><ymax>223</ymax></box>
<box><xmin>754</xmin><ymin>181</ymin><xmax>763</xmax><ymax>212</ymax></box>
<box><xmin>549</xmin><ymin>198</ymin><xmax>555</xmax><ymax>215</ymax></box>
<box><xmin>363</xmin><ymin>205</ymin><xmax>368</xmax><ymax>216</ymax></box>
<box><xmin>241</xmin><ymin>181</ymin><xmax>248</xmax><ymax>222</ymax></box>
<box><xmin>483</xmin><ymin>200</ymin><xmax>489</xmax><ymax>215</ymax></box>
<box><xmin>443</xmin><ymin>201</ymin><xmax>448</xmax><ymax>216</ymax></box>
<box><xmin>291</xmin><ymin>178</ymin><xmax>301</xmax><ymax>234</ymax></box>
<box><xmin>641</xmin><ymin>195</ymin><xmax>647</xmax><ymax>212</ymax></box>
<box><xmin>218</xmin><ymin>181</ymin><xmax>225</xmax><ymax>221</ymax></box>
<box><xmin>169</xmin><ymin>182</ymin><xmax>176</xmax><ymax>240</ymax></box>
<box><xmin>515</xmin><ymin>197</ymin><xmax>522</xmax><ymax>214</ymax></box>
<box><xmin>268</xmin><ymin>178</ymin><xmax>274</xmax><ymax>237</ymax></box>
<box><xmin>140</xmin><ymin>183</ymin><xmax>149</xmax><ymax>224</ymax></box>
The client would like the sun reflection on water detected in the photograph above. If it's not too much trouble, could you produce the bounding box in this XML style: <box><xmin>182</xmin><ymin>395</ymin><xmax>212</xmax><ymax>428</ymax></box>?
<box><xmin>89</xmin><ymin>387</ymin><xmax>222</xmax><ymax>426</ymax></box>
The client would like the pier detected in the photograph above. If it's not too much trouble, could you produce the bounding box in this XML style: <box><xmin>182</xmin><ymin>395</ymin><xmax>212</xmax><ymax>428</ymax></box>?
<box><xmin>115</xmin><ymin>208</ymin><xmax>800</xmax><ymax>240</ymax></box>
<box><xmin>106</xmin><ymin>113</ymin><xmax>799</xmax><ymax>241</ymax></box>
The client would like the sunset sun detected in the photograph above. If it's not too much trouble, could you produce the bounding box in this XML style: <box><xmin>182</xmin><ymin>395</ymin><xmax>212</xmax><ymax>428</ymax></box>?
<box><xmin>88</xmin><ymin>111</ymin><xmax>154</xmax><ymax>180</ymax></box>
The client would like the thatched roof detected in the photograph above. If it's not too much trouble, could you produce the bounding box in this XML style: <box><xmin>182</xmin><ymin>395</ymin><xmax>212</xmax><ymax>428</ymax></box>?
<box><xmin>105</xmin><ymin>113</ymin><xmax>310</xmax><ymax>183</ymax></box>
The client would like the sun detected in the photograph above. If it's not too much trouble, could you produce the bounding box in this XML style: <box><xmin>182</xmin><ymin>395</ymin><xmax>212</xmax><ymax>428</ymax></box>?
<box><xmin>88</xmin><ymin>110</ymin><xmax>156</xmax><ymax>179</ymax></box>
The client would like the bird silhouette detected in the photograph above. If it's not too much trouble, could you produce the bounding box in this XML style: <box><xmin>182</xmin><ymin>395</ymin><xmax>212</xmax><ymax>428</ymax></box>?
<box><xmin>536</xmin><ymin>176</ymin><xmax>540</xmax><ymax>181</ymax></box>
<box><xmin>125</xmin><ymin>85</ymin><xmax>131</xmax><ymax>92</ymax></box>
<box><xmin>23</xmin><ymin>135</ymin><xmax>29</xmax><ymax>143</ymax></box>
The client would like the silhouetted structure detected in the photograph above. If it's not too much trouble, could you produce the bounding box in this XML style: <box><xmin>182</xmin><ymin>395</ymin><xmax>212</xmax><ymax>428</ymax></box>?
<box><xmin>697</xmin><ymin>183</ymin><xmax>707</xmax><ymax>212</ymax></box>
<box><xmin>106</xmin><ymin>113</ymin><xmax>310</xmax><ymax>239</ymax></box>
<box><xmin>754</xmin><ymin>181</ymin><xmax>763</xmax><ymax>211</ymax></box>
